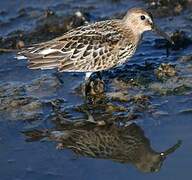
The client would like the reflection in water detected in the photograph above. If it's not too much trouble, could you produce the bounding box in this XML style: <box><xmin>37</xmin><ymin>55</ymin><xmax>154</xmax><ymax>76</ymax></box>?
<box><xmin>23</xmin><ymin>113</ymin><xmax>181</xmax><ymax>173</ymax></box>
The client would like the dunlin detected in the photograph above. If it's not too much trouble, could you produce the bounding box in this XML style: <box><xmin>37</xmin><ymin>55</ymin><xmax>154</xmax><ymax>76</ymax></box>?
<box><xmin>17</xmin><ymin>7</ymin><xmax>173</xmax><ymax>95</ymax></box>
<box><xmin>31</xmin><ymin>123</ymin><xmax>181</xmax><ymax>173</ymax></box>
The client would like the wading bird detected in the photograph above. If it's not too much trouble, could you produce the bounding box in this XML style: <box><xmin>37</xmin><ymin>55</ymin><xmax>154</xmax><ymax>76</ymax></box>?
<box><xmin>17</xmin><ymin>7</ymin><xmax>173</xmax><ymax>95</ymax></box>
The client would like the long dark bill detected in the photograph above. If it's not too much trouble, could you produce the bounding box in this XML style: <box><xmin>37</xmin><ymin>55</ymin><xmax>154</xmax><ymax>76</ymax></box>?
<box><xmin>153</xmin><ymin>25</ymin><xmax>174</xmax><ymax>45</ymax></box>
<box><xmin>160</xmin><ymin>140</ymin><xmax>182</xmax><ymax>157</ymax></box>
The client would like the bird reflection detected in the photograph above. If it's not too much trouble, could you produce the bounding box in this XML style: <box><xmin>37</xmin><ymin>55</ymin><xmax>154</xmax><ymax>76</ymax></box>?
<box><xmin>23</xmin><ymin>111</ymin><xmax>181</xmax><ymax>173</ymax></box>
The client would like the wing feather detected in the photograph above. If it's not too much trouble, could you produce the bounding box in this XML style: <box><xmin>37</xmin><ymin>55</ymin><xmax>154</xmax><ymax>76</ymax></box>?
<box><xmin>18</xmin><ymin>20</ymin><xmax>122</xmax><ymax>72</ymax></box>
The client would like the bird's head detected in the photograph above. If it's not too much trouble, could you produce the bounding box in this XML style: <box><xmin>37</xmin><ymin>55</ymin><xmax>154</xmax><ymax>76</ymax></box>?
<box><xmin>123</xmin><ymin>8</ymin><xmax>173</xmax><ymax>44</ymax></box>
<box><xmin>135</xmin><ymin>140</ymin><xmax>182</xmax><ymax>173</ymax></box>
<box><xmin>135</xmin><ymin>153</ymin><xmax>165</xmax><ymax>173</ymax></box>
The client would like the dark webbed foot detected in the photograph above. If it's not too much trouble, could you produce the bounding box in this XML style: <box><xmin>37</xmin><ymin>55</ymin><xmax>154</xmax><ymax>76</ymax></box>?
<box><xmin>83</xmin><ymin>72</ymin><xmax>105</xmax><ymax>98</ymax></box>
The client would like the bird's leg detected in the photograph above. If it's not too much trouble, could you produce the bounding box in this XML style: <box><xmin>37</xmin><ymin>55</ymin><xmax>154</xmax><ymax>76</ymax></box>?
<box><xmin>84</xmin><ymin>109</ymin><xmax>106</xmax><ymax>126</ymax></box>
<box><xmin>95</xmin><ymin>71</ymin><xmax>105</xmax><ymax>94</ymax></box>
<box><xmin>96</xmin><ymin>71</ymin><xmax>102</xmax><ymax>80</ymax></box>
<box><xmin>83</xmin><ymin>71</ymin><xmax>105</xmax><ymax>99</ymax></box>
<box><xmin>85</xmin><ymin>72</ymin><xmax>93</xmax><ymax>82</ymax></box>
<box><xmin>83</xmin><ymin>72</ymin><xmax>93</xmax><ymax>97</ymax></box>
<box><xmin>84</xmin><ymin>110</ymin><xmax>97</xmax><ymax>123</ymax></box>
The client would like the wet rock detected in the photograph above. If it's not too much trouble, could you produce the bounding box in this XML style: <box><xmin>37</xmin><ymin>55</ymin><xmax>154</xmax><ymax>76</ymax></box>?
<box><xmin>145</xmin><ymin>0</ymin><xmax>192</xmax><ymax>17</ymax></box>
<box><xmin>110</xmin><ymin>58</ymin><xmax>192</xmax><ymax>98</ymax></box>
<box><xmin>150</xmin><ymin>77</ymin><xmax>192</xmax><ymax>95</ymax></box>
<box><xmin>107</xmin><ymin>91</ymin><xmax>130</xmax><ymax>102</ymax></box>
<box><xmin>105</xmin><ymin>102</ymin><xmax>126</xmax><ymax>113</ymax></box>
<box><xmin>17</xmin><ymin>7</ymin><xmax>42</xmax><ymax>19</ymax></box>
<box><xmin>27</xmin><ymin>10</ymin><xmax>89</xmax><ymax>43</ymax></box>
<box><xmin>131</xmin><ymin>94</ymin><xmax>150</xmax><ymax>106</ymax></box>
<box><xmin>178</xmin><ymin>55</ymin><xmax>192</xmax><ymax>62</ymax></box>
<box><xmin>0</xmin><ymin>73</ymin><xmax>63</xmax><ymax>121</ymax></box>
<box><xmin>0</xmin><ymin>96</ymin><xmax>42</xmax><ymax>121</ymax></box>
<box><xmin>66</xmin><ymin>98</ymin><xmax>132</xmax><ymax>124</ymax></box>
<box><xmin>0</xmin><ymin>30</ymin><xmax>24</xmax><ymax>50</ymax></box>
<box><xmin>107</xmin><ymin>55</ymin><xmax>192</xmax><ymax>98</ymax></box>
<box><xmin>150</xmin><ymin>55</ymin><xmax>192</xmax><ymax>95</ymax></box>
<box><xmin>155</xmin><ymin>63</ymin><xmax>177</xmax><ymax>80</ymax></box>
<box><xmin>25</xmin><ymin>74</ymin><xmax>62</xmax><ymax>97</ymax></box>
<box><xmin>0</xmin><ymin>10</ymin><xmax>90</xmax><ymax>50</ymax></box>
<box><xmin>154</xmin><ymin>31</ymin><xmax>192</xmax><ymax>50</ymax></box>
<box><xmin>171</xmin><ymin>31</ymin><xmax>192</xmax><ymax>50</ymax></box>
<box><xmin>0</xmin><ymin>83</ymin><xmax>25</xmax><ymax>98</ymax></box>
<box><xmin>111</xmin><ymin>77</ymin><xmax>141</xmax><ymax>91</ymax></box>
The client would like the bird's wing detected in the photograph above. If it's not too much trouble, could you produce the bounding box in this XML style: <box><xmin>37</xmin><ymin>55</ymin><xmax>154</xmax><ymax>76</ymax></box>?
<box><xmin>19</xmin><ymin>20</ymin><xmax>122</xmax><ymax>72</ymax></box>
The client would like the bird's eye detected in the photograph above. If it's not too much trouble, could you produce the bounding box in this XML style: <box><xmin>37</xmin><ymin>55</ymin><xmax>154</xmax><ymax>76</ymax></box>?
<box><xmin>140</xmin><ymin>15</ymin><xmax>146</xmax><ymax>20</ymax></box>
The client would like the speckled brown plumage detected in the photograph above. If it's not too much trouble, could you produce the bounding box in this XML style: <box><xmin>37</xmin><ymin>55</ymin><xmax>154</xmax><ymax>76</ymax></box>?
<box><xmin>19</xmin><ymin>20</ymin><xmax>137</xmax><ymax>72</ymax></box>
<box><xmin>24</xmin><ymin>123</ymin><xmax>181</xmax><ymax>173</ymax></box>
<box><xmin>18</xmin><ymin>7</ymin><xmax>173</xmax><ymax>73</ymax></box>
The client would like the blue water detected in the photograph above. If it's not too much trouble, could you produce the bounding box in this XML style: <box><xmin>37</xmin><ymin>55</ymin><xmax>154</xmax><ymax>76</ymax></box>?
<box><xmin>0</xmin><ymin>0</ymin><xmax>192</xmax><ymax>180</ymax></box>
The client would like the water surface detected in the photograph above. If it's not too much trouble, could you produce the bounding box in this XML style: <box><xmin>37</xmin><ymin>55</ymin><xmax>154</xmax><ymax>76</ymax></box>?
<box><xmin>0</xmin><ymin>0</ymin><xmax>192</xmax><ymax>180</ymax></box>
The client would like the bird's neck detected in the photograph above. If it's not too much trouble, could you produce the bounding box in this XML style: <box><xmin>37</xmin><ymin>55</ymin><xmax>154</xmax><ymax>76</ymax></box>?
<box><xmin>119</xmin><ymin>21</ymin><xmax>142</xmax><ymax>45</ymax></box>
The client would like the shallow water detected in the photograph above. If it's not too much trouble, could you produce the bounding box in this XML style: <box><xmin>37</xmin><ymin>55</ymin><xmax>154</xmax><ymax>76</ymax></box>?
<box><xmin>0</xmin><ymin>0</ymin><xmax>192</xmax><ymax>180</ymax></box>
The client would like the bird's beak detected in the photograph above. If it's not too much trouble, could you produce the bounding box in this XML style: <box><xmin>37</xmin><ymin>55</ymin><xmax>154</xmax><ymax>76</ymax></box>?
<box><xmin>152</xmin><ymin>24</ymin><xmax>174</xmax><ymax>45</ymax></box>
<box><xmin>160</xmin><ymin>140</ymin><xmax>182</xmax><ymax>158</ymax></box>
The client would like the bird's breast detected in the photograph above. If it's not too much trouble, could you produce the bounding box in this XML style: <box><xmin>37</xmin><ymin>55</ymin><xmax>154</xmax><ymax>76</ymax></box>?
<box><xmin>117</xmin><ymin>43</ymin><xmax>137</xmax><ymax>64</ymax></box>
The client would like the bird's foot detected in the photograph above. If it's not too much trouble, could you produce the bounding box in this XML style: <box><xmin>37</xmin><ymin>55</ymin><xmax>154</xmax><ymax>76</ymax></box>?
<box><xmin>84</xmin><ymin>79</ymin><xmax>105</xmax><ymax>97</ymax></box>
